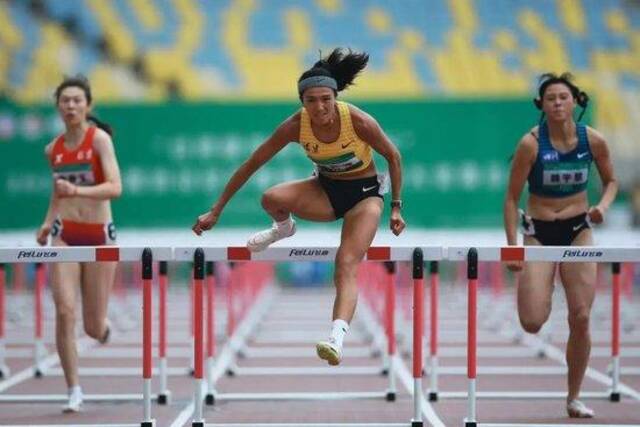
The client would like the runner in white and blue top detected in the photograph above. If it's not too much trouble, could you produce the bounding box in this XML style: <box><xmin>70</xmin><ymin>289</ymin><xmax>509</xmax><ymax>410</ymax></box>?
<box><xmin>503</xmin><ymin>72</ymin><xmax>618</xmax><ymax>419</ymax></box>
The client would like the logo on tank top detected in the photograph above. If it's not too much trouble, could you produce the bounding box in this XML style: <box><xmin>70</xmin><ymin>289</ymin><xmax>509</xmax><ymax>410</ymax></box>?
<box><xmin>304</xmin><ymin>143</ymin><xmax>319</xmax><ymax>153</ymax></box>
<box><xmin>54</xmin><ymin>154</ymin><xmax>63</xmax><ymax>164</ymax></box>
<box><xmin>341</xmin><ymin>139</ymin><xmax>354</xmax><ymax>149</ymax></box>
<box><xmin>542</xmin><ymin>151</ymin><xmax>559</xmax><ymax>162</ymax></box>
<box><xmin>77</xmin><ymin>150</ymin><xmax>92</xmax><ymax>161</ymax></box>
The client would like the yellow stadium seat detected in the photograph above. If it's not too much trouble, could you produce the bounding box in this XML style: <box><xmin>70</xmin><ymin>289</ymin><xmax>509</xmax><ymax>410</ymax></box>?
<box><xmin>366</xmin><ymin>7</ymin><xmax>392</xmax><ymax>34</ymax></box>
<box><xmin>129</xmin><ymin>0</ymin><xmax>162</xmax><ymax>31</ymax></box>
<box><xmin>557</xmin><ymin>0</ymin><xmax>586</xmax><ymax>35</ymax></box>
<box><xmin>87</xmin><ymin>0</ymin><xmax>137</xmax><ymax>63</ymax></box>
<box><xmin>0</xmin><ymin>5</ymin><xmax>22</xmax><ymax>49</ymax></box>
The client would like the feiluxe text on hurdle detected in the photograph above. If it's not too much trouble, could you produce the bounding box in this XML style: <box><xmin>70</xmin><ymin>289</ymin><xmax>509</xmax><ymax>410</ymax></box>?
<box><xmin>17</xmin><ymin>250</ymin><xmax>59</xmax><ymax>259</ymax></box>
<box><xmin>561</xmin><ymin>249</ymin><xmax>603</xmax><ymax>258</ymax></box>
<box><xmin>288</xmin><ymin>248</ymin><xmax>331</xmax><ymax>257</ymax></box>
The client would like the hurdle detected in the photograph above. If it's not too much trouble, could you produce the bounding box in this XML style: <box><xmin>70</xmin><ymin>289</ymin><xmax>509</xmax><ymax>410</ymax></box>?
<box><xmin>0</xmin><ymin>263</ymin><xmax>8</xmax><ymax>378</ymax></box>
<box><xmin>173</xmin><ymin>245</ymin><xmax>441</xmax><ymax>427</ymax></box>
<box><xmin>0</xmin><ymin>246</ymin><xmax>173</xmax><ymax>427</ymax></box>
<box><xmin>446</xmin><ymin>246</ymin><xmax>640</xmax><ymax>427</ymax></box>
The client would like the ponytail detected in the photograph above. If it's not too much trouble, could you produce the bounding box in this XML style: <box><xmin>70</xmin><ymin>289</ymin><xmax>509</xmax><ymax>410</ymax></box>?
<box><xmin>88</xmin><ymin>115</ymin><xmax>114</xmax><ymax>137</ymax></box>
<box><xmin>298</xmin><ymin>48</ymin><xmax>369</xmax><ymax>96</ymax></box>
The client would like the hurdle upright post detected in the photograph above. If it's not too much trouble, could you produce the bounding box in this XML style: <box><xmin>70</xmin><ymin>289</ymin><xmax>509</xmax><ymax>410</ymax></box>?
<box><xmin>33</xmin><ymin>263</ymin><xmax>46</xmax><ymax>377</ymax></box>
<box><xmin>157</xmin><ymin>261</ymin><xmax>171</xmax><ymax>404</ymax></box>
<box><xmin>205</xmin><ymin>261</ymin><xmax>217</xmax><ymax>405</ymax></box>
<box><xmin>611</xmin><ymin>262</ymin><xmax>621</xmax><ymax>402</ymax></box>
<box><xmin>141</xmin><ymin>248</ymin><xmax>155</xmax><ymax>427</ymax></box>
<box><xmin>465</xmin><ymin>248</ymin><xmax>478</xmax><ymax>427</ymax></box>
<box><xmin>0</xmin><ymin>263</ymin><xmax>8</xmax><ymax>378</ymax></box>
<box><xmin>428</xmin><ymin>260</ymin><xmax>439</xmax><ymax>401</ymax></box>
<box><xmin>411</xmin><ymin>248</ymin><xmax>424</xmax><ymax>427</ymax></box>
<box><xmin>192</xmin><ymin>248</ymin><xmax>205</xmax><ymax>427</ymax></box>
<box><xmin>383</xmin><ymin>261</ymin><xmax>397</xmax><ymax>401</ymax></box>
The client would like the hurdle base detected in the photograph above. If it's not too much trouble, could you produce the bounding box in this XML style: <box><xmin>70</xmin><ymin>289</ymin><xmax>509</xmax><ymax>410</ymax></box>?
<box><xmin>0</xmin><ymin>365</ymin><xmax>10</xmax><ymax>379</ymax></box>
<box><xmin>385</xmin><ymin>390</ymin><xmax>396</xmax><ymax>402</ymax></box>
<box><xmin>157</xmin><ymin>391</ymin><xmax>171</xmax><ymax>405</ymax></box>
<box><xmin>206</xmin><ymin>393</ymin><xmax>216</xmax><ymax>405</ymax></box>
<box><xmin>381</xmin><ymin>368</ymin><xmax>389</xmax><ymax>376</ymax></box>
<box><xmin>226</xmin><ymin>368</ymin><xmax>236</xmax><ymax>377</ymax></box>
<box><xmin>464</xmin><ymin>418</ymin><xmax>477</xmax><ymax>427</ymax></box>
<box><xmin>192</xmin><ymin>421</ymin><xmax>204</xmax><ymax>427</ymax></box>
<box><xmin>140</xmin><ymin>420</ymin><xmax>155</xmax><ymax>427</ymax></box>
<box><xmin>236</xmin><ymin>347</ymin><xmax>247</xmax><ymax>359</ymax></box>
<box><xmin>411</xmin><ymin>420</ymin><xmax>423</xmax><ymax>427</ymax></box>
<box><xmin>428</xmin><ymin>391</ymin><xmax>438</xmax><ymax>402</ymax></box>
<box><xmin>34</xmin><ymin>368</ymin><xmax>44</xmax><ymax>378</ymax></box>
<box><xmin>610</xmin><ymin>391</ymin><xmax>621</xmax><ymax>402</ymax></box>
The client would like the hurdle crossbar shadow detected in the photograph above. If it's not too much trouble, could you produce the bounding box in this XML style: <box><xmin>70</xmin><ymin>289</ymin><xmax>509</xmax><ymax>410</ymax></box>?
<box><xmin>0</xmin><ymin>246</ymin><xmax>174</xmax><ymax>427</ymax></box>
<box><xmin>173</xmin><ymin>246</ymin><xmax>442</xmax><ymax>427</ymax></box>
<box><xmin>444</xmin><ymin>246</ymin><xmax>640</xmax><ymax>427</ymax></box>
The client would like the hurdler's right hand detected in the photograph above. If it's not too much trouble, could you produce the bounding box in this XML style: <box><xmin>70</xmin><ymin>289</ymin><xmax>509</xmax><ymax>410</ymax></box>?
<box><xmin>192</xmin><ymin>210</ymin><xmax>219</xmax><ymax>236</ymax></box>
<box><xmin>36</xmin><ymin>224</ymin><xmax>51</xmax><ymax>246</ymax></box>
<box><xmin>505</xmin><ymin>260</ymin><xmax>523</xmax><ymax>272</ymax></box>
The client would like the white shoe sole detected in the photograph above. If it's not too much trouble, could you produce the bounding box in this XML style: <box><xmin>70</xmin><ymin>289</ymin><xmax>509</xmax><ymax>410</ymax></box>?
<box><xmin>567</xmin><ymin>400</ymin><xmax>594</xmax><ymax>418</ymax></box>
<box><xmin>62</xmin><ymin>404</ymin><xmax>81</xmax><ymax>413</ymax></box>
<box><xmin>316</xmin><ymin>342</ymin><xmax>341</xmax><ymax>366</ymax></box>
<box><xmin>247</xmin><ymin>222</ymin><xmax>296</xmax><ymax>253</ymax></box>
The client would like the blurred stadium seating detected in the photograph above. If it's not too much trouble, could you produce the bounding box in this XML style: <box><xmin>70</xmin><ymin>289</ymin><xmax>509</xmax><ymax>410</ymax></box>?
<box><xmin>0</xmin><ymin>0</ymin><xmax>639</xmax><ymax>170</ymax></box>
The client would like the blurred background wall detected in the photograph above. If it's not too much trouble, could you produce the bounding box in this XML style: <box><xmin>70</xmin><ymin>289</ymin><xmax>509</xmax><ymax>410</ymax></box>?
<box><xmin>1</xmin><ymin>0</ymin><xmax>639</xmax><ymax>230</ymax></box>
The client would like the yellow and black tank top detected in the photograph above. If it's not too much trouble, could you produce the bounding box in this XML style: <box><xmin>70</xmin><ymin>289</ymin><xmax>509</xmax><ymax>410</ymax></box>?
<box><xmin>298</xmin><ymin>101</ymin><xmax>373</xmax><ymax>177</ymax></box>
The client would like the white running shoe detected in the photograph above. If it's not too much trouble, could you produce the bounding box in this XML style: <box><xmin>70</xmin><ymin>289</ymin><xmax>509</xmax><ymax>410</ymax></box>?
<box><xmin>316</xmin><ymin>338</ymin><xmax>342</xmax><ymax>366</ymax></box>
<box><xmin>246</xmin><ymin>220</ymin><xmax>296</xmax><ymax>252</ymax></box>
<box><xmin>62</xmin><ymin>389</ymin><xmax>83</xmax><ymax>413</ymax></box>
<box><xmin>567</xmin><ymin>399</ymin><xmax>594</xmax><ymax>418</ymax></box>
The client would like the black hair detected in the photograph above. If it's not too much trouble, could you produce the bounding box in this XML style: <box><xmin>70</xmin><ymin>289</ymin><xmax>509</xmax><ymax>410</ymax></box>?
<box><xmin>532</xmin><ymin>72</ymin><xmax>589</xmax><ymax>121</ymax></box>
<box><xmin>54</xmin><ymin>74</ymin><xmax>114</xmax><ymax>136</ymax></box>
<box><xmin>298</xmin><ymin>48</ymin><xmax>369</xmax><ymax>98</ymax></box>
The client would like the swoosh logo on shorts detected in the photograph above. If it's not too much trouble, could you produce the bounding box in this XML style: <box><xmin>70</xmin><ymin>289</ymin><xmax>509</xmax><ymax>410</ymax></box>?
<box><xmin>362</xmin><ymin>185</ymin><xmax>377</xmax><ymax>192</ymax></box>
<box><xmin>572</xmin><ymin>224</ymin><xmax>584</xmax><ymax>231</ymax></box>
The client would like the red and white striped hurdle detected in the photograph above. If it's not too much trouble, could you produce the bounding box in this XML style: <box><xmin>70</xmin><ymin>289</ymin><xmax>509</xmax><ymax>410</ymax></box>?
<box><xmin>0</xmin><ymin>246</ymin><xmax>172</xmax><ymax>427</ymax></box>
<box><xmin>0</xmin><ymin>244</ymin><xmax>636</xmax><ymax>427</ymax></box>
<box><xmin>447</xmin><ymin>246</ymin><xmax>640</xmax><ymax>427</ymax></box>
<box><xmin>175</xmin><ymin>246</ymin><xmax>442</xmax><ymax>427</ymax></box>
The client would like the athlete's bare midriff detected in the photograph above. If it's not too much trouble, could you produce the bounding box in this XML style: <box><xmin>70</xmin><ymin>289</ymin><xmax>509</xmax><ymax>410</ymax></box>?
<box><xmin>58</xmin><ymin>197</ymin><xmax>113</xmax><ymax>224</ymax></box>
<box><xmin>526</xmin><ymin>191</ymin><xmax>589</xmax><ymax>221</ymax></box>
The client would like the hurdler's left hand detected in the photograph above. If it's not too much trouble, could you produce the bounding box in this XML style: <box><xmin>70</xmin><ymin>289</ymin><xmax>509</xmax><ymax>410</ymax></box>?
<box><xmin>390</xmin><ymin>209</ymin><xmax>406</xmax><ymax>236</ymax></box>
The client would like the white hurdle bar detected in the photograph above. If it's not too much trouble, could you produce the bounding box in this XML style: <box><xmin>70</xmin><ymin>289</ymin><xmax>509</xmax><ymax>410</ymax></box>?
<box><xmin>0</xmin><ymin>246</ymin><xmax>173</xmax><ymax>427</ymax></box>
<box><xmin>447</xmin><ymin>246</ymin><xmax>640</xmax><ymax>427</ymax></box>
<box><xmin>175</xmin><ymin>245</ymin><xmax>442</xmax><ymax>427</ymax></box>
